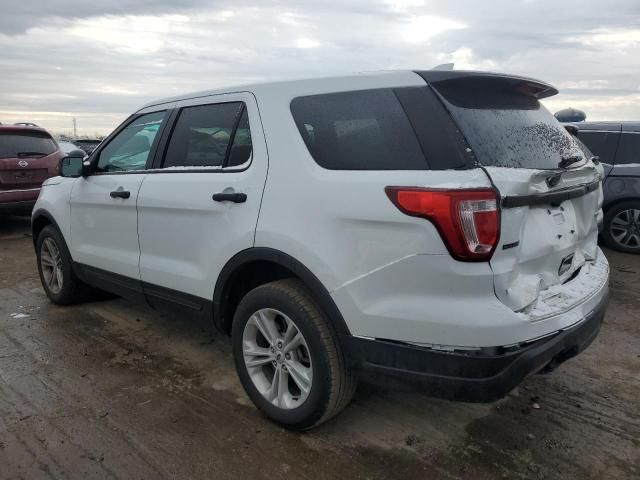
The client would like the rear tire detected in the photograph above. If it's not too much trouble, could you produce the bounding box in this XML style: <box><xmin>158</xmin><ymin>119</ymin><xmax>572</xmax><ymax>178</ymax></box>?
<box><xmin>36</xmin><ymin>225</ymin><xmax>91</xmax><ymax>304</ymax></box>
<box><xmin>232</xmin><ymin>279</ymin><xmax>356</xmax><ymax>430</ymax></box>
<box><xmin>601</xmin><ymin>200</ymin><xmax>640</xmax><ymax>254</ymax></box>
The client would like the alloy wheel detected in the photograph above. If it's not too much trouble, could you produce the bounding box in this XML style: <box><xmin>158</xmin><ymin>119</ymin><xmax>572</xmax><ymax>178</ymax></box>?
<box><xmin>610</xmin><ymin>208</ymin><xmax>640</xmax><ymax>249</ymax></box>
<box><xmin>242</xmin><ymin>308</ymin><xmax>313</xmax><ymax>409</ymax></box>
<box><xmin>40</xmin><ymin>237</ymin><xmax>64</xmax><ymax>294</ymax></box>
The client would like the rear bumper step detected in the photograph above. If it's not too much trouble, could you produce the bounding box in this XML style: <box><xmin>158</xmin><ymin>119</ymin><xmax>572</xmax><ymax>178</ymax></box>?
<box><xmin>344</xmin><ymin>293</ymin><xmax>607</xmax><ymax>402</ymax></box>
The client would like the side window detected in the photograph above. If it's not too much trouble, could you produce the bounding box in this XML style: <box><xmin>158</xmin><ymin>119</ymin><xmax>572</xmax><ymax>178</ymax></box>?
<box><xmin>226</xmin><ymin>108</ymin><xmax>252</xmax><ymax>167</ymax></box>
<box><xmin>614</xmin><ymin>133</ymin><xmax>640</xmax><ymax>165</ymax></box>
<box><xmin>96</xmin><ymin>111</ymin><xmax>166</xmax><ymax>173</ymax></box>
<box><xmin>163</xmin><ymin>102</ymin><xmax>250</xmax><ymax>168</ymax></box>
<box><xmin>290</xmin><ymin>89</ymin><xmax>427</xmax><ymax>170</ymax></box>
<box><xmin>578</xmin><ymin>131</ymin><xmax>619</xmax><ymax>165</ymax></box>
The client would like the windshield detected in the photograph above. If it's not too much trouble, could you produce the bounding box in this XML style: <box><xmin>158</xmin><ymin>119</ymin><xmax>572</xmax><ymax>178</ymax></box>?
<box><xmin>434</xmin><ymin>84</ymin><xmax>586</xmax><ymax>170</ymax></box>
<box><xmin>0</xmin><ymin>132</ymin><xmax>57</xmax><ymax>159</ymax></box>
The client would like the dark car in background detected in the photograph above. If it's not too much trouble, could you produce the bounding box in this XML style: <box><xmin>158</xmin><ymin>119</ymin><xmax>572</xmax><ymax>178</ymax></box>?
<box><xmin>57</xmin><ymin>140</ymin><xmax>87</xmax><ymax>157</ymax></box>
<box><xmin>73</xmin><ymin>139</ymin><xmax>102</xmax><ymax>155</ymax></box>
<box><xmin>574</xmin><ymin>122</ymin><xmax>640</xmax><ymax>253</ymax></box>
<box><xmin>0</xmin><ymin>125</ymin><xmax>64</xmax><ymax>215</ymax></box>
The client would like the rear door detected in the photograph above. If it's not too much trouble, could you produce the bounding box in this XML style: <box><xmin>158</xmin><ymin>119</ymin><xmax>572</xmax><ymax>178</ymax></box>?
<box><xmin>137</xmin><ymin>93</ymin><xmax>268</xmax><ymax>308</ymax></box>
<box><xmin>425</xmin><ymin>73</ymin><xmax>605</xmax><ymax>313</ymax></box>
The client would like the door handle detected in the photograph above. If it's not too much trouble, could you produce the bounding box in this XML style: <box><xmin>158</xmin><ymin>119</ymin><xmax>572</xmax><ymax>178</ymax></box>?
<box><xmin>212</xmin><ymin>192</ymin><xmax>247</xmax><ymax>203</ymax></box>
<box><xmin>110</xmin><ymin>190</ymin><xmax>131</xmax><ymax>199</ymax></box>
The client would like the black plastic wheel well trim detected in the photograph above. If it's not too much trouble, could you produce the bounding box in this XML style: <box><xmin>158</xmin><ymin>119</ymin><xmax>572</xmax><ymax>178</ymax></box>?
<box><xmin>213</xmin><ymin>247</ymin><xmax>352</xmax><ymax>337</ymax></box>
<box><xmin>29</xmin><ymin>218</ymin><xmax>350</xmax><ymax>341</ymax></box>
<box><xmin>31</xmin><ymin>209</ymin><xmax>64</xmax><ymax>248</ymax></box>
<box><xmin>602</xmin><ymin>196</ymin><xmax>640</xmax><ymax>213</ymax></box>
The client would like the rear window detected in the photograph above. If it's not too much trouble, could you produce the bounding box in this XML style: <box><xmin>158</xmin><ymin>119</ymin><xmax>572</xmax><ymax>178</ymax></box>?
<box><xmin>290</xmin><ymin>89</ymin><xmax>427</xmax><ymax>170</ymax></box>
<box><xmin>0</xmin><ymin>131</ymin><xmax>57</xmax><ymax>159</ymax></box>
<box><xmin>434</xmin><ymin>82</ymin><xmax>586</xmax><ymax>170</ymax></box>
<box><xmin>578</xmin><ymin>130</ymin><xmax>620</xmax><ymax>164</ymax></box>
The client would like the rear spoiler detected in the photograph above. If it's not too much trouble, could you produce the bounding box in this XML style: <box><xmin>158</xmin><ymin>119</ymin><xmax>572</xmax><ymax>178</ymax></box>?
<box><xmin>415</xmin><ymin>70</ymin><xmax>559</xmax><ymax>100</ymax></box>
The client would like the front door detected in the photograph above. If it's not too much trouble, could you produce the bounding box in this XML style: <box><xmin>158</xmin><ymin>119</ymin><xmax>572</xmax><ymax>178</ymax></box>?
<box><xmin>69</xmin><ymin>110</ymin><xmax>168</xmax><ymax>280</ymax></box>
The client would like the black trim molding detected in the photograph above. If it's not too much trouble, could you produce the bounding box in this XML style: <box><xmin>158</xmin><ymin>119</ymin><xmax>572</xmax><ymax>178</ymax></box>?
<box><xmin>214</xmin><ymin>247</ymin><xmax>352</xmax><ymax>337</ymax></box>
<box><xmin>31</xmin><ymin>209</ymin><xmax>63</xmax><ymax>246</ymax></box>
<box><xmin>70</xmin><ymin>247</ymin><xmax>350</xmax><ymax>340</ymax></box>
<box><xmin>502</xmin><ymin>180</ymin><xmax>600</xmax><ymax>209</ymax></box>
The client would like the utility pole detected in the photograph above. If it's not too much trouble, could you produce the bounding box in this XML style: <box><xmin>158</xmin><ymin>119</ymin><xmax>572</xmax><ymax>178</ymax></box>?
<box><xmin>72</xmin><ymin>117</ymin><xmax>77</xmax><ymax>139</ymax></box>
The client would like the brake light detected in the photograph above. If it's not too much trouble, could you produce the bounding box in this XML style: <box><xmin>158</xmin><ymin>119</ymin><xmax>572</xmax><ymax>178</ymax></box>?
<box><xmin>385</xmin><ymin>187</ymin><xmax>500</xmax><ymax>261</ymax></box>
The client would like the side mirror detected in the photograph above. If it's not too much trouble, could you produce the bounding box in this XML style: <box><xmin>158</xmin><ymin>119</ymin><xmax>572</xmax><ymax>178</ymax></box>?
<box><xmin>59</xmin><ymin>156</ymin><xmax>86</xmax><ymax>178</ymax></box>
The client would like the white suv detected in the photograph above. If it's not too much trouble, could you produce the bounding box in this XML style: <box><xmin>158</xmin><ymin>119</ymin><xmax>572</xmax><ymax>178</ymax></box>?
<box><xmin>32</xmin><ymin>70</ymin><xmax>609</xmax><ymax>430</ymax></box>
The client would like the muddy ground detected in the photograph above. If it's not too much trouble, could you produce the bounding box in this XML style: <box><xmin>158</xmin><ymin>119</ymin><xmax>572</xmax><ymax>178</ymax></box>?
<box><xmin>0</xmin><ymin>215</ymin><xmax>638</xmax><ymax>479</ymax></box>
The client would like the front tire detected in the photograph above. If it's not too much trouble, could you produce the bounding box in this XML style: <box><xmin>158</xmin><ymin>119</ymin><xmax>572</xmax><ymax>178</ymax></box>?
<box><xmin>232</xmin><ymin>279</ymin><xmax>356</xmax><ymax>430</ymax></box>
<box><xmin>36</xmin><ymin>225</ymin><xmax>90</xmax><ymax>304</ymax></box>
<box><xmin>601</xmin><ymin>201</ymin><xmax>640</xmax><ymax>253</ymax></box>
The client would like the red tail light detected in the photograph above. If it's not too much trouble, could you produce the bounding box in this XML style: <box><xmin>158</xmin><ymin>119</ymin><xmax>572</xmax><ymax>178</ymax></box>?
<box><xmin>385</xmin><ymin>187</ymin><xmax>500</xmax><ymax>261</ymax></box>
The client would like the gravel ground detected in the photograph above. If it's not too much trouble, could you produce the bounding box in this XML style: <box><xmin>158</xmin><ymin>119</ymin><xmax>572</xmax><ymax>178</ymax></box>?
<box><xmin>0</xmin><ymin>215</ymin><xmax>638</xmax><ymax>479</ymax></box>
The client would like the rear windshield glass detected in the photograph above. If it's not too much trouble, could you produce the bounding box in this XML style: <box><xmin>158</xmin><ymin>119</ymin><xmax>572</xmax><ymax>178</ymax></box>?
<box><xmin>290</xmin><ymin>89</ymin><xmax>427</xmax><ymax>170</ymax></box>
<box><xmin>434</xmin><ymin>82</ymin><xmax>586</xmax><ymax>170</ymax></box>
<box><xmin>0</xmin><ymin>132</ymin><xmax>57</xmax><ymax>159</ymax></box>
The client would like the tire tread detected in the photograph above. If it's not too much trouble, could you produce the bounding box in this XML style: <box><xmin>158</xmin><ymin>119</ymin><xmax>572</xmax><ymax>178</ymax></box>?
<box><xmin>36</xmin><ymin>225</ymin><xmax>90</xmax><ymax>305</ymax></box>
<box><xmin>266</xmin><ymin>279</ymin><xmax>357</xmax><ymax>428</ymax></box>
<box><xmin>233</xmin><ymin>278</ymin><xmax>356</xmax><ymax>430</ymax></box>
<box><xmin>602</xmin><ymin>200</ymin><xmax>640</xmax><ymax>253</ymax></box>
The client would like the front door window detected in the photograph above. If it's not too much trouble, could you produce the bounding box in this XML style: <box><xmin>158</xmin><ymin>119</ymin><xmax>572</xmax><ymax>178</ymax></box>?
<box><xmin>96</xmin><ymin>111</ymin><xmax>166</xmax><ymax>173</ymax></box>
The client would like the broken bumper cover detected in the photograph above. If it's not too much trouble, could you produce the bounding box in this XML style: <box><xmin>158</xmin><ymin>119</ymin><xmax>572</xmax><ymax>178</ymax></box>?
<box><xmin>344</xmin><ymin>293</ymin><xmax>607</xmax><ymax>402</ymax></box>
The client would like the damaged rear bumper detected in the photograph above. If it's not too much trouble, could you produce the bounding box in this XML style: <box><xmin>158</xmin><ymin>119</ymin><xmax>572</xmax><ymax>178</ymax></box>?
<box><xmin>344</xmin><ymin>293</ymin><xmax>607</xmax><ymax>402</ymax></box>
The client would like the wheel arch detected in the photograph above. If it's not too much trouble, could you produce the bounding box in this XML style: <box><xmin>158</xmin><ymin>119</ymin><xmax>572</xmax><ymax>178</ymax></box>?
<box><xmin>31</xmin><ymin>209</ymin><xmax>63</xmax><ymax>248</ymax></box>
<box><xmin>213</xmin><ymin>247</ymin><xmax>351</xmax><ymax>338</ymax></box>
<box><xmin>603</xmin><ymin>195</ymin><xmax>640</xmax><ymax>213</ymax></box>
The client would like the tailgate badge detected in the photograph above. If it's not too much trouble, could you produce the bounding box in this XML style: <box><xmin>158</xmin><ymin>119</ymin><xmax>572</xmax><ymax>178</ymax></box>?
<box><xmin>558</xmin><ymin>253</ymin><xmax>574</xmax><ymax>276</ymax></box>
<box><xmin>18</xmin><ymin>160</ymin><xmax>29</xmax><ymax>167</ymax></box>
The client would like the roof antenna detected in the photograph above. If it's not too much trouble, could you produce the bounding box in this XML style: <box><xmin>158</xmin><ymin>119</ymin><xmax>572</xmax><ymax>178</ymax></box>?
<box><xmin>432</xmin><ymin>63</ymin><xmax>454</xmax><ymax>71</ymax></box>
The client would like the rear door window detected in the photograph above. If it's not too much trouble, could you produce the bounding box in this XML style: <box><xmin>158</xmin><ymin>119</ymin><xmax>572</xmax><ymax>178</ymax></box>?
<box><xmin>163</xmin><ymin>102</ymin><xmax>251</xmax><ymax>169</ymax></box>
<box><xmin>578</xmin><ymin>130</ymin><xmax>620</xmax><ymax>164</ymax></box>
<box><xmin>0</xmin><ymin>132</ymin><xmax>57</xmax><ymax>159</ymax></box>
<box><xmin>226</xmin><ymin>108</ymin><xmax>253</xmax><ymax>168</ymax></box>
<box><xmin>614</xmin><ymin>133</ymin><xmax>640</xmax><ymax>165</ymax></box>
<box><xmin>290</xmin><ymin>89</ymin><xmax>427</xmax><ymax>170</ymax></box>
<box><xmin>433</xmin><ymin>81</ymin><xmax>586</xmax><ymax>170</ymax></box>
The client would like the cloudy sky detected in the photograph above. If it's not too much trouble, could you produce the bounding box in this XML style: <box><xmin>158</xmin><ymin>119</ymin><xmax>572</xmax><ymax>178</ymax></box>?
<box><xmin>1</xmin><ymin>0</ymin><xmax>638</xmax><ymax>136</ymax></box>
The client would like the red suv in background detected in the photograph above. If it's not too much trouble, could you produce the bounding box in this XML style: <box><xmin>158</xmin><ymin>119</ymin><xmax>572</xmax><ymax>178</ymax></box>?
<box><xmin>0</xmin><ymin>125</ymin><xmax>64</xmax><ymax>214</ymax></box>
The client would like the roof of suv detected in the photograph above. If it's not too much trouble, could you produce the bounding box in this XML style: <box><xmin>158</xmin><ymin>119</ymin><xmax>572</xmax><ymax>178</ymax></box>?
<box><xmin>137</xmin><ymin>69</ymin><xmax>557</xmax><ymax>112</ymax></box>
